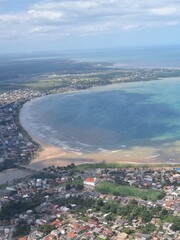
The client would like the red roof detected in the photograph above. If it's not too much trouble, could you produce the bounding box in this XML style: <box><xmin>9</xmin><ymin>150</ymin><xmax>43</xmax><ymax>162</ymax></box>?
<box><xmin>50</xmin><ymin>219</ymin><xmax>62</xmax><ymax>227</ymax></box>
<box><xmin>66</xmin><ymin>232</ymin><xmax>77</xmax><ymax>238</ymax></box>
<box><xmin>84</xmin><ymin>178</ymin><xmax>95</xmax><ymax>183</ymax></box>
<box><xmin>72</xmin><ymin>222</ymin><xmax>80</xmax><ymax>229</ymax></box>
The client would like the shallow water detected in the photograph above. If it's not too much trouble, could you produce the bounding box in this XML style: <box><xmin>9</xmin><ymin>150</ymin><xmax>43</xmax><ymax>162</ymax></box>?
<box><xmin>0</xmin><ymin>169</ymin><xmax>31</xmax><ymax>184</ymax></box>
<box><xmin>20</xmin><ymin>78</ymin><xmax>180</xmax><ymax>163</ymax></box>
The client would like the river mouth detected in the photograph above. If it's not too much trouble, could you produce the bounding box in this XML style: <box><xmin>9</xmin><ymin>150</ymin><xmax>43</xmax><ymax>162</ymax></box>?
<box><xmin>20</xmin><ymin>78</ymin><xmax>180</xmax><ymax>164</ymax></box>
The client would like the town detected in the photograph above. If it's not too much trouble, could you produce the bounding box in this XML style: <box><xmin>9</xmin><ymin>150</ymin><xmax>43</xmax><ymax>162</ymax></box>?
<box><xmin>0</xmin><ymin>164</ymin><xmax>179</xmax><ymax>239</ymax></box>
<box><xmin>0</xmin><ymin>90</ymin><xmax>43</xmax><ymax>171</ymax></box>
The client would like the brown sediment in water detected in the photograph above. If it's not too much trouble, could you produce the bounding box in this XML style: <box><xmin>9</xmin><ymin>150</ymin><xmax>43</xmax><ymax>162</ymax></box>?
<box><xmin>19</xmin><ymin>95</ymin><xmax>180</xmax><ymax>170</ymax></box>
<box><xmin>28</xmin><ymin>134</ymin><xmax>172</xmax><ymax>170</ymax></box>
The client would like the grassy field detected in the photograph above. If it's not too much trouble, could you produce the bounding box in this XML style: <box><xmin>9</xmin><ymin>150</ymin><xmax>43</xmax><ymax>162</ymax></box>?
<box><xmin>95</xmin><ymin>182</ymin><xmax>165</xmax><ymax>201</ymax></box>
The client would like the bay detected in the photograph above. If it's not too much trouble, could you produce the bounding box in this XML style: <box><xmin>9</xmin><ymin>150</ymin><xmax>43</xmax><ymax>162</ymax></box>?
<box><xmin>20</xmin><ymin>77</ymin><xmax>180</xmax><ymax>163</ymax></box>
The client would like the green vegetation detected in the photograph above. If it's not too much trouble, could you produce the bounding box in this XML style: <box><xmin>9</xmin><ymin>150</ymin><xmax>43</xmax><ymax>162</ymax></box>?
<box><xmin>65</xmin><ymin>179</ymin><xmax>84</xmax><ymax>191</ymax></box>
<box><xmin>0</xmin><ymin>183</ymin><xmax>8</xmax><ymax>190</ymax></box>
<box><xmin>138</xmin><ymin>223</ymin><xmax>156</xmax><ymax>234</ymax></box>
<box><xmin>24</xmin><ymin>78</ymin><xmax>70</xmax><ymax>91</ymax></box>
<box><xmin>44</xmin><ymin>163</ymin><xmax>76</xmax><ymax>172</ymax></box>
<box><xmin>24</xmin><ymin>76</ymin><xmax>111</xmax><ymax>91</ymax></box>
<box><xmin>77</xmin><ymin>162</ymin><xmax>133</xmax><ymax>170</ymax></box>
<box><xmin>13</xmin><ymin>220</ymin><xmax>31</xmax><ymax>238</ymax></box>
<box><xmin>95</xmin><ymin>198</ymin><xmax>180</xmax><ymax>228</ymax></box>
<box><xmin>95</xmin><ymin>182</ymin><xmax>165</xmax><ymax>201</ymax></box>
<box><xmin>0</xmin><ymin>193</ymin><xmax>44</xmax><ymax>220</ymax></box>
<box><xmin>170</xmin><ymin>219</ymin><xmax>180</xmax><ymax>231</ymax></box>
<box><xmin>79</xmin><ymin>215</ymin><xmax>90</xmax><ymax>222</ymax></box>
<box><xmin>38</xmin><ymin>224</ymin><xmax>55</xmax><ymax>235</ymax></box>
<box><xmin>26</xmin><ymin>68</ymin><xmax>180</xmax><ymax>92</ymax></box>
<box><xmin>77</xmin><ymin>162</ymin><xmax>180</xmax><ymax>170</ymax></box>
<box><xmin>5</xmin><ymin>194</ymin><xmax>179</xmax><ymax>237</ymax></box>
<box><xmin>161</xmin><ymin>214</ymin><xmax>180</xmax><ymax>223</ymax></box>
<box><xmin>122</xmin><ymin>228</ymin><xmax>135</xmax><ymax>235</ymax></box>
<box><xmin>52</xmin><ymin>196</ymin><xmax>180</xmax><ymax>232</ymax></box>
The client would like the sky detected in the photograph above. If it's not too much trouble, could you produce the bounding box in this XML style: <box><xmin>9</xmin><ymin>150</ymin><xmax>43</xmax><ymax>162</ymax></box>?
<box><xmin>0</xmin><ymin>0</ymin><xmax>180</xmax><ymax>54</ymax></box>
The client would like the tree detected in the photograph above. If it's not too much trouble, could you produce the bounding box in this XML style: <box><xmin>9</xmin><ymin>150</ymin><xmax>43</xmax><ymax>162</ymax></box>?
<box><xmin>75</xmin><ymin>184</ymin><xmax>83</xmax><ymax>190</ymax></box>
<box><xmin>110</xmin><ymin>204</ymin><xmax>118</xmax><ymax>214</ymax></box>
<box><xmin>122</xmin><ymin>227</ymin><xmax>134</xmax><ymax>234</ymax></box>
<box><xmin>97</xmin><ymin>199</ymin><xmax>104</xmax><ymax>207</ymax></box>
<box><xmin>38</xmin><ymin>224</ymin><xmax>55</xmax><ymax>235</ymax></box>
<box><xmin>138</xmin><ymin>223</ymin><xmax>156</xmax><ymax>234</ymax></box>
<box><xmin>65</xmin><ymin>184</ymin><xmax>71</xmax><ymax>191</ymax></box>
<box><xmin>170</xmin><ymin>221</ymin><xmax>180</xmax><ymax>231</ymax></box>
<box><xmin>70</xmin><ymin>163</ymin><xmax>75</xmax><ymax>168</ymax></box>
<box><xmin>105</xmin><ymin>213</ymin><xmax>115</xmax><ymax>221</ymax></box>
<box><xmin>141</xmin><ymin>210</ymin><xmax>152</xmax><ymax>222</ymax></box>
<box><xmin>129</xmin><ymin>199</ymin><xmax>138</xmax><ymax>205</ymax></box>
<box><xmin>13</xmin><ymin>220</ymin><xmax>31</xmax><ymax>237</ymax></box>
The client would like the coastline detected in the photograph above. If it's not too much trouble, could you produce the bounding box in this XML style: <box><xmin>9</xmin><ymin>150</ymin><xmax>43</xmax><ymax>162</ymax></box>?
<box><xmin>26</xmin><ymin>136</ymin><xmax>167</xmax><ymax>170</ymax></box>
<box><xmin>26</xmin><ymin>134</ymin><xmax>180</xmax><ymax>170</ymax></box>
<box><xmin>19</xmin><ymin>104</ymin><xmax>177</xmax><ymax>170</ymax></box>
<box><xmin>19</xmin><ymin>78</ymin><xmax>180</xmax><ymax>170</ymax></box>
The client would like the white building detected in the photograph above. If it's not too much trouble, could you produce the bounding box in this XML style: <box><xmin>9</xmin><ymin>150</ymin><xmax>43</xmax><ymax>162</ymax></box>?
<box><xmin>84</xmin><ymin>177</ymin><xmax>97</xmax><ymax>187</ymax></box>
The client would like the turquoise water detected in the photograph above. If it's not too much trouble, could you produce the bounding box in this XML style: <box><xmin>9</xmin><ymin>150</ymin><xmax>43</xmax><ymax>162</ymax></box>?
<box><xmin>21</xmin><ymin>78</ymin><xmax>180</xmax><ymax>162</ymax></box>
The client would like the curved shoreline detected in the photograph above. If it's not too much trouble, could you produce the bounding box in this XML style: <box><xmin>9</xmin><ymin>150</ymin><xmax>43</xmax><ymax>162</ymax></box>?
<box><xmin>19</xmin><ymin>86</ymin><xmax>180</xmax><ymax>170</ymax></box>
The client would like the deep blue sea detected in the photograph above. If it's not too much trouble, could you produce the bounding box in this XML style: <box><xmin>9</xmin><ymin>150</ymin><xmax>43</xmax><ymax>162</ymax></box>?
<box><xmin>21</xmin><ymin>77</ymin><xmax>180</xmax><ymax>163</ymax></box>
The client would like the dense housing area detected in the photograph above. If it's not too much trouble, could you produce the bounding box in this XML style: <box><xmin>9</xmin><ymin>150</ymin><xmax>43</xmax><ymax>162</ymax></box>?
<box><xmin>0</xmin><ymin>164</ymin><xmax>179</xmax><ymax>239</ymax></box>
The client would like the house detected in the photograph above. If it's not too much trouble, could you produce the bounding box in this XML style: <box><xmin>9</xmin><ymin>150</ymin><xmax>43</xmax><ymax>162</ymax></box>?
<box><xmin>115</xmin><ymin>232</ymin><xmax>128</xmax><ymax>240</ymax></box>
<box><xmin>66</xmin><ymin>231</ymin><xmax>77</xmax><ymax>239</ymax></box>
<box><xmin>18</xmin><ymin>237</ymin><xmax>28</xmax><ymax>240</ymax></box>
<box><xmin>84</xmin><ymin>177</ymin><xmax>98</xmax><ymax>187</ymax></box>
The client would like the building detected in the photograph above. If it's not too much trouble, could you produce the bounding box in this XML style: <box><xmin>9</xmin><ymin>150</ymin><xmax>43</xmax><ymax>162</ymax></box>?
<box><xmin>84</xmin><ymin>177</ymin><xmax>97</xmax><ymax>187</ymax></box>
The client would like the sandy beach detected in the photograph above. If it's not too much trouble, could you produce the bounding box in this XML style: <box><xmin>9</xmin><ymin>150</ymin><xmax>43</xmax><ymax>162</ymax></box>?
<box><xmin>19</xmin><ymin>92</ymin><xmax>180</xmax><ymax>170</ymax></box>
<box><xmin>27</xmin><ymin>133</ymin><xmax>169</xmax><ymax>170</ymax></box>
<box><xmin>19</xmin><ymin>114</ymin><xmax>180</xmax><ymax>170</ymax></box>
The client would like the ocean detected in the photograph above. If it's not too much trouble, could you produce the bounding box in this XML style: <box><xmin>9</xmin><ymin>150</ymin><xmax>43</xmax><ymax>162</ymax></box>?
<box><xmin>69</xmin><ymin>46</ymin><xmax>180</xmax><ymax>68</ymax></box>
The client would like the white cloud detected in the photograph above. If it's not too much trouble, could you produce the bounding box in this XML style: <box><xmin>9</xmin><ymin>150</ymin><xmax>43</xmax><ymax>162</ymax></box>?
<box><xmin>32</xmin><ymin>0</ymin><xmax>118</xmax><ymax>10</ymax></box>
<box><xmin>1</xmin><ymin>0</ymin><xmax>180</xmax><ymax>40</ymax></box>
<box><xmin>149</xmin><ymin>7</ymin><xmax>177</xmax><ymax>16</ymax></box>
<box><xmin>0</xmin><ymin>13</ymin><xmax>26</xmax><ymax>22</ymax></box>
<box><xmin>30</xmin><ymin>26</ymin><xmax>58</xmax><ymax>33</ymax></box>
<box><xmin>28</xmin><ymin>10</ymin><xmax>62</xmax><ymax>20</ymax></box>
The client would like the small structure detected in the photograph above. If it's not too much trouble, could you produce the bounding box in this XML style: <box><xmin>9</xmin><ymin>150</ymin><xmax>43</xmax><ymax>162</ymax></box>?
<box><xmin>84</xmin><ymin>177</ymin><xmax>97</xmax><ymax>187</ymax></box>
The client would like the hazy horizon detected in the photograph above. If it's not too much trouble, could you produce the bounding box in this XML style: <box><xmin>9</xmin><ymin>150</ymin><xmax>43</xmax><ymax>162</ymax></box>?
<box><xmin>1</xmin><ymin>0</ymin><xmax>180</xmax><ymax>54</ymax></box>
<box><xmin>1</xmin><ymin>44</ymin><xmax>180</xmax><ymax>57</ymax></box>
